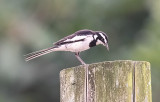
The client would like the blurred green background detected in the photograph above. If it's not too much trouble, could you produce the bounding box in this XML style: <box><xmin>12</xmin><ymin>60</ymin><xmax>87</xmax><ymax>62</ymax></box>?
<box><xmin>0</xmin><ymin>0</ymin><xmax>160</xmax><ymax>102</ymax></box>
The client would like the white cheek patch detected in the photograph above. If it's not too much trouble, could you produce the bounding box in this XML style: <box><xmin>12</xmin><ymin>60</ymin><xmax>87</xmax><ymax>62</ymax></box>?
<box><xmin>99</xmin><ymin>33</ymin><xmax>107</xmax><ymax>43</ymax></box>
<box><xmin>93</xmin><ymin>35</ymin><xmax>98</xmax><ymax>40</ymax></box>
<box><xmin>96</xmin><ymin>39</ymin><xmax>102</xmax><ymax>45</ymax></box>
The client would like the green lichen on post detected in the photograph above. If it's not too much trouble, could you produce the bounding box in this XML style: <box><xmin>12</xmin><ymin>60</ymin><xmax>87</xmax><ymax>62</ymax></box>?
<box><xmin>60</xmin><ymin>60</ymin><xmax>152</xmax><ymax>102</ymax></box>
<box><xmin>87</xmin><ymin>61</ymin><xmax>133</xmax><ymax>102</ymax></box>
<box><xmin>134</xmin><ymin>61</ymin><xmax>152</xmax><ymax>102</ymax></box>
<box><xmin>60</xmin><ymin>65</ymin><xmax>86</xmax><ymax>102</ymax></box>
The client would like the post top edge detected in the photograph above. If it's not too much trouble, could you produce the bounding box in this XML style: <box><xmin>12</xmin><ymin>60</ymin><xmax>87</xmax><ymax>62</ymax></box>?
<box><xmin>60</xmin><ymin>60</ymin><xmax>150</xmax><ymax>72</ymax></box>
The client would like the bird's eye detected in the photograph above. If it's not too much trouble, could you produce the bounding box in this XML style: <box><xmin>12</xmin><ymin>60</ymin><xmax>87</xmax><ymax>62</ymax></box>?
<box><xmin>100</xmin><ymin>38</ymin><xmax>105</xmax><ymax>43</ymax></box>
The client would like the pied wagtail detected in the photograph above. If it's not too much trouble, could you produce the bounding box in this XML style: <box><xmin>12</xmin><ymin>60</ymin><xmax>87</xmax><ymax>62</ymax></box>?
<box><xmin>24</xmin><ymin>29</ymin><xmax>109</xmax><ymax>65</ymax></box>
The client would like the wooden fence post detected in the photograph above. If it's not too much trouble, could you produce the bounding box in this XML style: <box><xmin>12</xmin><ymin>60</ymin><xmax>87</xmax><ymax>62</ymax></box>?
<box><xmin>60</xmin><ymin>60</ymin><xmax>152</xmax><ymax>102</ymax></box>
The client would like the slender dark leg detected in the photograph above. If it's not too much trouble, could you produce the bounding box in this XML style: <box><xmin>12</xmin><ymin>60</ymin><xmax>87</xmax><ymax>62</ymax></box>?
<box><xmin>75</xmin><ymin>52</ymin><xmax>86</xmax><ymax>65</ymax></box>
<box><xmin>75</xmin><ymin>52</ymin><xmax>88</xmax><ymax>101</ymax></box>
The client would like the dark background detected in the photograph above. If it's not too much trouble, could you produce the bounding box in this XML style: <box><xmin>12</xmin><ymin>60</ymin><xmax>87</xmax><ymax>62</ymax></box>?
<box><xmin>0</xmin><ymin>0</ymin><xmax>160</xmax><ymax>102</ymax></box>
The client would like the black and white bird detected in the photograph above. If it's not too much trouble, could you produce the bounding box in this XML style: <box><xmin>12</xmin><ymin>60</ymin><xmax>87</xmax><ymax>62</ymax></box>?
<box><xmin>24</xmin><ymin>29</ymin><xmax>109</xmax><ymax>65</ymax></box>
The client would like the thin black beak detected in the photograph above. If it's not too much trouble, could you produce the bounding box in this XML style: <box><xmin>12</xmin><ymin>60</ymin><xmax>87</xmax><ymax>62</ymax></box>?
<box><xmin>105</xmin><ymin>44</ymin><xmax>109</xmax><ymax>51</ymax></box>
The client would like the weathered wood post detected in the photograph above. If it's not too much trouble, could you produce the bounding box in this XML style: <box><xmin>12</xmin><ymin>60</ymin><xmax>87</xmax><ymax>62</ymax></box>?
<box><xmin>60</xmin><ymin>60</ymin><xmax>152</xmax><ymax>102</ymax></box>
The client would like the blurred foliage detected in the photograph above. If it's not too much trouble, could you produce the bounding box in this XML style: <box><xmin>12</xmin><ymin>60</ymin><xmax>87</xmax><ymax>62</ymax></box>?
<box><xmin>0</xmin><ymin>0</ymin><xmax>159</xmax><ymax>102</ymax></box>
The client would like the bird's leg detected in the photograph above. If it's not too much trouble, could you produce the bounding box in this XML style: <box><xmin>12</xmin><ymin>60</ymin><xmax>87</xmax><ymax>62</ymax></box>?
<box><xmin>75</xmin><ymin>52</ymin><xmax>86</xmax><ymax>65</ymax></box>
<box><xmin>75</xmin><ymin>52</ymin><xmax>88</xmax><ymax>101</ymax></box>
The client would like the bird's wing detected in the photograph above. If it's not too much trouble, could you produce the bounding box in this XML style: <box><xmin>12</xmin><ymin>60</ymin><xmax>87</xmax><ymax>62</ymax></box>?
<box><xmin>53</xmin><ymin>29</ymin><xmax>95</xmax><ymax>46</ymax></box>
<box><xmin>53</xmin><ymin>33</ymin><xmax>77</xmax><ymax>45</ymax></box>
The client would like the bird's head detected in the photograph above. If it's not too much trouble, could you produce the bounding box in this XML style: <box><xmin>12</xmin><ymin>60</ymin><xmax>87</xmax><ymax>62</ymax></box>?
<box><xmin>94</xmin><ymin>31</ymin><xmax>109</xmax><ymax>51</ymax></box>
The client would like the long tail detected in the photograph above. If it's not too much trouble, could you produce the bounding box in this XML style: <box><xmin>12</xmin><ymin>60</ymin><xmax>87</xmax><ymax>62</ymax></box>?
<box><xmin>24</xmin><ymin>46</ymin><xmax>56</xmax><ymax>61</ymax></box>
